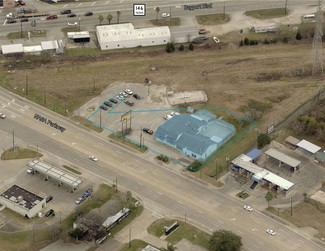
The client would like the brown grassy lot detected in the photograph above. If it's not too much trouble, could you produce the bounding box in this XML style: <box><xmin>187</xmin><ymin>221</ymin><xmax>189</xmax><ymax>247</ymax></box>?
<box><xmin>0</xmin><ymin>42</ymin><xmax>322</xmax><ymax>175</ymax></box>
<box><xmin>245</xmin><ymin>8</ymin><xmax>288</xmax><ymax>19</ymax></box>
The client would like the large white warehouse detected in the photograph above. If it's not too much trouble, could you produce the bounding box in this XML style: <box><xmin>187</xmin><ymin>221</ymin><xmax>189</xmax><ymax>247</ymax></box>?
<box><xmin>96</xmin><ymin>23</ymin><xmax>171</xmax><ymax>50</ymax></box>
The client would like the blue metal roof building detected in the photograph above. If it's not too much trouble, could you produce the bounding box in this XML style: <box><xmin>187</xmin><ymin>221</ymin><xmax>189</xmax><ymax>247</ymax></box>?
<box><xmin>155</xmin><ymin>110</ymin><xmax>236</xmax><ymax>160</ymax></box>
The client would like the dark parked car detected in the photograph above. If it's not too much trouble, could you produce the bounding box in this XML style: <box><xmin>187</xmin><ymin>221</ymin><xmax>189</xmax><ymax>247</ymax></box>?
<box><xmin>45</xmin><ymin>209</ymin><xmax>55</xmax><ymax>217</ymax></box>
<box><xmin>7</xmin><ymin>19</ymin><xmax>17</xmax><ymax>24</ymax></box>
<box><xmin>104</xmin><ymin>101</ymin><xmax>112</xmax><ymax>107</ymax></box>
<box><xmin>45</xmin><ymin>195</ymin><xmax>53</xmax><ymax>203</ymax></box>
<box><xmin>20</xmin><ymin>17</ymin><xmax>28</xmax><ymax>22</ymax></box>
<box><xmin>67</xmin><ymin>13</ymin><xmax>76</xmax><ymax>18</ymax></box>
<box><xmin>109</xmin><ymin>98</ymin><xmax>118</xmax><ymax>104</ymax></box>
<box><xmin>124</xmin><ymin>100</ymin><xmax>134</xmax><ymax>106</ymax></box>
<box><xmin>100</xmin><ymin>105</ymin><xmax>108</xmax><ymax>110</ymax></box>
<box><xmin>84</xmin><ymin>11</ymin><xmax>93</xmax><ymax>16</ymax></box>
<box><xmin>133</xmin><ymin>93</ymin><xmax>141</xmax><ymax>100</ymax></box>
<box><xmin>60</xmin><ymin>9</ymin><xmax>71</xmax><ymax>14</ymax></box>
<box><xmin>143</xmin><ymin>128</ymin><xmax>153</xmax><ymax>135</ymax></box>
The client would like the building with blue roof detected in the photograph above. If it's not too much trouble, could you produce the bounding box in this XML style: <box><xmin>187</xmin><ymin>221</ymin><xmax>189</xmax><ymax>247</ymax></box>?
<box><xmin>155</xmin><ymin>110</ymin><xmax>236</xmax><ymax>160</ymax></box>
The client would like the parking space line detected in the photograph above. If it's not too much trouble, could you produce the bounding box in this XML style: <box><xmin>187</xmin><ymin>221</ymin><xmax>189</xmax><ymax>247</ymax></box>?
<box><xmin>63</xmin><ymin>4</ymin><xmax>68</xmax><ymax>8</ymax></box>
<box><xmin>78</xmin><ymin>3</ymin><xmax>82</xmax><ymax>6</ymax></box>
<box><xmin>90</xmin><ymin>2</ymin><xmax>96</xmax><ymax>6</ymax></box>
<box><xmin>105</xmin><ymin>0</ymin><xmax>110</xmax><ymax>3</ymax></box>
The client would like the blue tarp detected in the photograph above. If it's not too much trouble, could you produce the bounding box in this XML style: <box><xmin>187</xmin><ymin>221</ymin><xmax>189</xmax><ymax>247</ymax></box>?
<box><xmin>246</xmin><ymin>148</ymin><xmax>261</xmax><ymax>160</ymax></box>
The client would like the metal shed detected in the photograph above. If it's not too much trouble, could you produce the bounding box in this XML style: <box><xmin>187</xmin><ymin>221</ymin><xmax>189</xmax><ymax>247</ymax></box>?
<box><xmin>296</xmin><ymin>139</ymin><xmax>321</xmax><ymax>154</ymax></box>
<box><xmin>1</xmin><ymin>44</ymin><xmax>24</xmax><ymax>55</ymax></box>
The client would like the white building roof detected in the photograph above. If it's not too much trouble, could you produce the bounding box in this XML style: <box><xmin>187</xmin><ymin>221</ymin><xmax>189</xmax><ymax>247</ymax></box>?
<box><xmin>97</xmin><ymin>23</ymin><xmax>170</xmax><ymax>42</ymax></box>
<box><xmin>232</xmin><ymin>155</ymin><xmax>294</xmax><ymax>191</ymax></box>
<box><xmin>41</xmin><ymin>40</ymin><xmax>62</xmax><ymax>50</ymax></box>
<box><xmin>67</xmin><ymin>31</ymin><xmax>89</xmax><ymax>39</ymax></box>
<box><xmin>265</xmin><ymin>148</ymin><xmax>301</xmax><ymax>168</ymax></box>
<box><xmin>1</xmin><ymin>44</ymin><xmax>24</xmax><ymax>54</ymax></box>
<box><xmin>285</xmin><ymin>136</ymin><xmax>300</xmax><ymax>146</ymax></box>
<box><xmin>297</xmin><ymin>139</ymin><xmax>321</xmax><ymax>154</ymax></box>
<box><xmin>23</xmin><ymin>45</ymin><xmax>42</xmax><ymax>53</ymax></box>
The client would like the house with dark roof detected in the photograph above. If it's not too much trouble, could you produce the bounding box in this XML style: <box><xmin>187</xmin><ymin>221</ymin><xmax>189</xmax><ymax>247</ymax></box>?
<box><xmin>155</xmin><ymin>110</ymin><xmax>236</xmax><ymax>160</ymax></box>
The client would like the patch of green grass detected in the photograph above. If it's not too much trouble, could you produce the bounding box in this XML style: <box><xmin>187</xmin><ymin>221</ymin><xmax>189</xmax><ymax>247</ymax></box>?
<box><xmin>71</xmin><ymin>116</ymin><xmax>103</xmax><ymax>132</ymax></box>
<box><xmin>119</xmin><ymin>239</ymin><xmax>149</xmax><ymax>251</ymax></box>
<box><xmin>150</xmin><ymin>18</ymin><xmax>180</xmax><ymax>26</ymax></box>
<box><xmin>196</xmin><ymin>14</ymin><xmax>230</xmax><ymax>25</ymax></box>
<box><xmin>62</xmin><ymin>165</ymin><xmax>82</xmax><ymax>175</ymax></box>
<box><xmin>245</xmin><ymin>8</ymin><xmax>288</xmax><ymax>19</ymax></box>
<box><xmin>147</xmin><ymin>219</ymin><xmax>211</xmax><ymax>249</ymax></box>
<box><xmin>7</xmin><ymin>30</ymin><xmax>47</xmax><ymax>39</ymax></box>
<box><xmin>236</xmin><ymin>191</ymin><xmax>250</xmax><ymax>199</ymax></box>
<box><xmin>108</xmin><ymin>133</ymin><xmax>148</xmax><ymax>153</ymax></box>
<box><xmin>1</xmin><ymin>147</ymin><xmax>42</xmax><ymax>160</ymax></box>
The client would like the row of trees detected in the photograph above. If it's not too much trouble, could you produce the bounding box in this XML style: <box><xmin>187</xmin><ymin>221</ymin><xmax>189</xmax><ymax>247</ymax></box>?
<box><xmin>98</xmin><ymin>11</ymin><xmax>121</xmax><ymax>25</ymax></box>
<box><xmin>166</xmin><ymin>42</ymin><xmax>194</xmax><ymax>53</ymax></box>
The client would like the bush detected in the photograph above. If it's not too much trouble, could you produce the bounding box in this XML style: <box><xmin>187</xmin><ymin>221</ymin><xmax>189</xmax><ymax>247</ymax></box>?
<box><xmin>257</xmin><ymin>133</ymin><xmax>271</xmax><ymax>148</ymax></box>
<box><xmin>271</xmin><ymin>38</ymin><xmax>277</xmax><ymax>44</ymax></box>
<box><xmin>179</xmin><ymin>44</ymin><xmax>184</xmax><ymax>51</ymax></box>
<box><xmin>244</xmin><ymin>37</ymin><xmax>249</xmax><ymax>45</ymax></box>
<box><xmin>239</xmin><ymin>40</ymin><xmax>244</xmax><ymax>47</ymax></box>
<box><xmin>263</xmin><ymin>38</ymin><xmax>270</xmax><ymax>44</ymax></box>
<box><xmin>296</xmin><ymin>31</ymin><xmax>302</xmax><ymax>40</ymax></box>
<box><xmin>165</xmin><ymin>42</ymin><xmax>175</xmax><ymax>53</ymax></box>
<box><xmin>157</xmin><ymin>154</ymin><xmax>169</xmax><ymax>163</ymax></box>
<box><xmin>189</xmin><ymin>43</ymin><xmax>194</xmax><ymax>50</ymax></box>
<box><xmin>283</xmin><ymin>37</ymin><xmax>288</xmax><ymax>43</ymax></box>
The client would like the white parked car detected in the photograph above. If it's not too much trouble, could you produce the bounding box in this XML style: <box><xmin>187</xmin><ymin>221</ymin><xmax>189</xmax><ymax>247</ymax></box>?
<box><xmin>75</xmin><ymin>197</ymin><xmax>83</xmax><ymax>204</ymax></box>
<box><xmin>213</xmin><ymin>36</ymin><xmax>220</xmax><ymax>44</ymax></box>
<box><xmin>68</xmin><ymin>22</ymin><xmax>78</xmax><ymax>26</ymax></box>
<box><xmin>243</xmin><ymin>205</ymin><xmax>253</xmax><ymax>211</ymax></box>
<box><xmin>125</xmin><ymin>89</ymin><xmax>133</xmax><ymax>95</ymax></box>
<box><xmin>266</xmin><ymin>229</ymin><xmax>276</xmax><ymax>236</ymax></box>
<box><xmin>120</xmin><ymin>92</ymin><xmax>128</xmax><ymax>97</ymax></box>
<box><xmin>170</xmin><ymin>112</ymin><xmax>180</xmax><ymax>116</ymax></box>
<box><xmin>6</xmin><ymin>13</ymin><xmax>13</xmax><ymax>19</ymax></box>
<box><xmin>0</xmin><ymin>112</ymin><xmax>5</xmax><ymax>119</ymax></box>
<box><xmin>27</xmin><ymin>168</ymin><xmax>34</xmax><ymax>174</ymax></box>
<box><xmin>164</xmin><ymin>114</ymin><xmax>173</xmax><ymax>120</ymax></box>
<box><xmin>89</xmin><ymin>155</ymin><xmax>98</xmax><ymax>162</ymax></box>
<box><xmin>161</xmin><ymin>12</ymin><xmax>170</xmax><ymax>18</ymax></box>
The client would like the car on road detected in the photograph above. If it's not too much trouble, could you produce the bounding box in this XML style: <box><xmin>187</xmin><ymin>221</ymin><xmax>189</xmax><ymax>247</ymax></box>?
<box><xmin>46</xmin><ymin>15</ymin><xmax>57</xmax><ymax>20</ymax></box>
<box><xmin>124</xmin><ymin>100</ymin><xmax>134</xmax><ymax>106</ymax></box>
<box><xmin>243</xmin><ymin>205</ymin><xmax>253</xmax><ymax>211</ymax></box>
<box><xmin>60</xmin><ymin>9</ymin><xmax>71</xmax><ymax>14</ymax></box>
<box><xmin>125</xmin><ymin>89</ymin><xmax>133</xmax><ymax>95</ymax></box>
<box><xmin>199</xmin><ymin>35</ymin><xmax>209</xmax><ymax>40</ymax></box>
<box><xmin>0</xmin><ymin>113</ymin><xmax>6</xmax><ymax>119</ymax></box>
<box><xmin>161</xmin><ymin>13</ymin><xmax>170</xmax><ymax>18</ymax></box>
<box><xmin>266</xmin><ymin>229</ymin><xmax>276</xmax><ymax>236</ymax></box>
<box><xmin>45</xmin><ymin>195</ymin><xmax>53</xmax><ymax>203</ymax></box>
<box><xmin>133</xmin><ymin>93</ymin><xmax>141</xmax><ymax>100</ymax></box>
<box><xmin>213</xmin><ymin>36</ymin><xmax>220</xmax><ymax>44</ymax></box>
<box><xmin>100</xmin><ymin>105</ymin><xmax>108</xmax><ymax>110</ymax></box>
<box><xmin>84</xmin><ymin>11</ymin><xmax>93</xmax><ymax>16</ymax></box>
<box><xmin>170</xmin><ymin>112</ymin><xmax>180</xmax><ymax>116</ymax></box>
<box><xmin>68</xmin><ymin>22</ymin><xmax>78</xmax><ymax>26</ymax></box>
<box><xmin>75</xmin><ymin>196</ymin><xmax>83</xmax><ymax>204</ymax></box>
<box><xmin>45</xmin><ymin>209</ymin><xmax>55</xmax><ymax>217</ymax></box>
<box><xmin>104</xmin><ymin>101</ymin><xmax>112</xmax><ymax>107</ymax></box>
<box><xmin>143</xmin><ymin>128</ymin><xmax>153</xmax><ymax>135</ymax></box>
<box><xmin>67</xmin><ymin>13</ymin><xmax>76</xmax><ymax>18</ymax></box>
<box><xmin>109</xmin><ymin>98</ymin><xmax>118</xmax><ymax>104</ymax></box>
<box><xmin>89</xmin><ymin>155</ymin><xmax>98</xmax><ymax>162</ymax></box>
<box><xmin>164</xmin><ymin>114</ymin><xmax>173</xmax><ymax>120</ymax></box>
<box><xmin>20</xmin><ymin>18</ymin><xmax>28</xmax><ymax>22</ymax></box>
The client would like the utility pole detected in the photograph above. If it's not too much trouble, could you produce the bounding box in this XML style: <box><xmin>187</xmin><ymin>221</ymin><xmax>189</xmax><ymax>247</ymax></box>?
<box><xmin>12</xmin><ymin>130</ymin><xmax>15</xmax><ymax>151</ymax></box>
<box><xmin>25</xmin><ymin>72</ymin><xmax>28</xmax><ymax>95</ymax></box>
<box><xmin>312</xmin><ymin>0</ymin><xmax>323</xmax><ymax>76</ymax></box>
<box><xmin>284</xmin><ymin>0</ymin><xmax>288</xmax><ymax>15</ymax></box>
<box><xmin>140</xmin><ymin>127</ymin><xmax>143</xmax><ymax>147</ymax></box>
<box><xmin>290</xmin><ymin>196</ymin><xmax>293</xmax><ymax>216</ymax></box>
<box><xmin>115</xmin><ymin>178</ymin><xmax>118</xmax><ymax>193</ymax></box>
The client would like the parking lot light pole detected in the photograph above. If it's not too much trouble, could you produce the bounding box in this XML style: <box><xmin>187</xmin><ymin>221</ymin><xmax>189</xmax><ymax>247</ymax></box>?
<box><xmin>78</xmin><ymin>17</ymin><xmax>81</xmax><ymax>31</ymax></box>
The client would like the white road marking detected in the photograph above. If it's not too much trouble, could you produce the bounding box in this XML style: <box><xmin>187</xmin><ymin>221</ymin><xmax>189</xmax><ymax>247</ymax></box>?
<box><xmin>175</xmin><ymin>5</ymin><xmax>181</xmax><ymax>8</ymax></box>
<box><xmin>63</xmin><ymin>4</ymin><xmax>68</xmax><ymax>8</ymax></box>
<box><xmin>51</xmin><ymin>133</ymin><xmax>56</xmax><ymax>136</ymax></box>
<box><xmin>119</xmin><ymin>0</ymin><xmax>123</xmax><ymax>2</ymax></box>
<box><xmin>78</xmin><ymin>3</ymin><xmax>82</xmax><ymax>6</ymax></box>
<box><xmin>177</xmin><ymin>200</ymin><xmax>183</xmax><ymax>205</ymax></box>
<box><xmin>90</xmin><ymin>2</ymin><xmax>96</xmax><ymax>6</ymax></box>
<box><xmin>19</xmin><ymin>108</ymin><xmax>25</xmax><ymax>112</ymax></box>
<box><xmin>10</xmin><ymin>114</ymin><xmax>16</xmax><ymax>118</ymax></box>
<box><xmin>105</xmin><ymin>0</ymin><xmax>110</xmax><ymax>3</ymax></box>
<box><xmin>71</xmin><ymin>142</ymin><xmax>76</xmax><ymax>145</ymax></box>
<box><xmin>156</xmin><ymin>191</ymin><xmax>162</xmax><ymax>195</ymax></box>
<box><xmin>230</xmin><ymin>217</ymin><xmax>236</xmax><ymax>221</ymax></box>
<box><xmin>24</xmin><ymin>105</ymin><xmax>29</xmax><ymax>109</ymax></box>
<box><xmin>152</xmin><ymin>211</ymin><xmax>163</xmax><ymax>218</ymax></box>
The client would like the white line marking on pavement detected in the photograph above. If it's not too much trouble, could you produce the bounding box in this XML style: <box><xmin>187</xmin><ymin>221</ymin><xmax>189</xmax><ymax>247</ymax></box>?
<box><xmin>19</xmin><ymin>108</ymin><xmax>25</xmax><ymax>112</ymax></box>
<box><xmin>78</xmin><ymin>3</ymin><xmax>82</xmax><ymax>6</ymax></box>
<box><xmin>119</xmin><ymin>0</ymin><xmax>123</xmax><ymax>2</ymax></box>
<box><xmin>152</xmin><ymin>211</ymin><xmax>163</xmax><ymax>218</ymax></box>
<box><xmin>175</xmin><ymin>5</ymin><xmax>181</xmax><ymax>8</ymax></box>
<box><xmin>156</xmin><ymin>191</ymin><xmax>162</xmax><ymax>195</ymax></box>
<box><xmin>230</xmin><ymin>217</ymin><xmax>236</xmax><ymax>221</ymax></box>
<box><xmin>3</xmin><ymin>20</ymin><xmax>7</xmax><ymax>25</ymax></box>
<box><xmin>105</xmin><ymin>0</ymin><xmax>110</xmax><ymax>3</ymax></box>
<box><xmin>63</xmin><ymin>4</ymin><xmax>68</xmax><ymax>8</ymax></box>
<box><xmin>24</xmin><ymin>105</ymin><xmax>29</xmax><ymax>109</ymax></box>
<box><xmin>51</xmin><ymin>133</ymin><xmax>56</xmax><ymax>136</ymax></box>
<box><xmin>71</xmin><ymin>142</ymin><xmax>76</xmax><ymax>145</ymax></box>
<box><xmin>90</xmin><ymin>2</ymin><xmax>96</xmax><ymax>6</ymax></box>
<box><xmin>177</xmin><ymin>200</ymin><xmax>183</xmax><ymax>205</ymax></box>
<box><xmin>10</xmin><ymin>114</ymin><xmax>16</xmax><ymax>118</ymax></box>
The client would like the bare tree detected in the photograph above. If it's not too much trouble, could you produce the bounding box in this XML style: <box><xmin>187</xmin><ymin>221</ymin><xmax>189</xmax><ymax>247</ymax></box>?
<box><xmin>116</xmin><ymin>11</ymin><xmax>121</xmax><ymax>24</ymax></box>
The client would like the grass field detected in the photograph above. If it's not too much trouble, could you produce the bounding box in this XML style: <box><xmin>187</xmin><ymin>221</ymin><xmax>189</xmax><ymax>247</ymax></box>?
<box><xmin>7</xmin><ymin>30</ymin><xmax>47</xmax><ymax>39</ymax></box>
<box><xmin>245</xmin><ymin>8</ymin><xmax>288</xmax><ymax>19</ymax></box>
<box><xmin>196</xmin><ymin>13</ymin><xmax>230</xmax><ymax>25</ymax></box>
<box><xmin>151</xmin><ymin>18</ymin><xmax>180</xmax><ymax>26</ymax></box>
<box><xmin>1</xmin><ymin>147</ymin><xmax>42</xmax><ymax>160</ymax></box>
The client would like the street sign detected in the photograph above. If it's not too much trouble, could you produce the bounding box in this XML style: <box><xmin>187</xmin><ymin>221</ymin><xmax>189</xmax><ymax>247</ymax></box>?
<box><xmin>133</xmin><ymin>4</ymin><xmax>146</xmax><ymax>16</ymax></box>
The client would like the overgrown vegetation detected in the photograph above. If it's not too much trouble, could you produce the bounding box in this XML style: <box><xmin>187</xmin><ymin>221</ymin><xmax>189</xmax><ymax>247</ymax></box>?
<box><xmin>150</xmin><ymin>18</ymin><xmax>180</xmax><ymax>26</ymax></box>
<box><xmin>157</xmin><ymin>154</ymin><xmax>169</xmax><ymax>163</ymax></box>
<box><xmin>209</xmin><ymin>230</ymin><xmax>242</xmax><ymax>251</ymax></box>
<box><xmin>240</xmin><ymin>99</ymin><xmax>272</xmax><ymax>120</ymax></box>
<box><xmin>108</xmin><ymin>133</ymin><xmax>148</xmax><ymax>152</ymax></box>
<box><xmin>257</xmin><ymin>133</ymin><xmax>271</xmax><ymax>148</ymax></box>
<box><xmin>290</xmin><ymin>98</ymin><xmax>325</xmax><ymax>142</ymax></box>
<box><xmin>62</xmin><ymin>165</ymin><xmax>82</xmax><ymax>175</ymax></box>
<box><xmin>236</xmin><ymin>190</ymin><xmax>250</xmax><ymax>199</ymax></box>
<box><xmin>196</xmin><ymin>14</ymin><xmax>230</xmax><ymax>25</ymax></box>
<box><xmin>7</xmin><ymin>30</ymin><xmax>47</xmax><ymax>39</ymax></box>
<box><xmin>245</xmin><ymin>8</ymin><xmax>288</xmax><ymax>19</ymax></box>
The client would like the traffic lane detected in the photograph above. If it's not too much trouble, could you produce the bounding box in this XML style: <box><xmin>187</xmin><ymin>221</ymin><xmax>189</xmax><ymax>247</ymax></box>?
<box><xmin>0</xmin><ymin>122</ymin><xmax>323</xmax><ymax>251</ymax></box>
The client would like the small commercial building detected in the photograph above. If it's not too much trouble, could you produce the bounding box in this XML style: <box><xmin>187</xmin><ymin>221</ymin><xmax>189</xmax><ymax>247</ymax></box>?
<box><xmin>285</xmin><ymin>136</ymin><xmax>300</xmax><ymax>149</ymax></box>
<box><xmin>1</xmin><ymin>43</ymin><xmax>24</xmax><ymax>55</ymax></box>
<box><xmin>41</xmin><ymin>40</ymin><xmax>64</xmax><ymax>54</ymax></box>
<box><xmin>0</xmin><ymin>185</ymin><xmax>46</xmax><ymax>218</ymax></box>
<box><xmin>96</xmin><ymin>23</ymin><xmax>171</xmax><ymax>50</ymax></box>
<box><xmin>155</xmin><ymin>110</ymin><xmax>236</xmax><ymax>160</ymax></box>
<box><xmin>23</xmin><ymin>45</ymin><xmax>42</xmax><ymax>55</ymax></box>
<box><xmin>252</xmin><ymin>23</ymin><xmax>277</xmax><ymax>33</ymax></box>
<box><xmin>265</xmin><ymin>148</ymin><xmax>301</xmax><ymax>171</ymax></box>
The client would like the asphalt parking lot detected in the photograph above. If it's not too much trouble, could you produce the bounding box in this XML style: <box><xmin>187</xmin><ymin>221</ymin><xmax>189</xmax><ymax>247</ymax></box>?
<box><xmin>78</xmin><ymin>82</ymin><xmax>193</xmax><ymax>164</ymax></box>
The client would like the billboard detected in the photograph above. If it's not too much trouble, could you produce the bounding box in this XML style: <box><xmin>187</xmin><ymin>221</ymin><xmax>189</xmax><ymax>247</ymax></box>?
<box><xmin>121</xmin><ymin>110</ymin><xmax>132</xmax><ymax>122</ymax></box>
